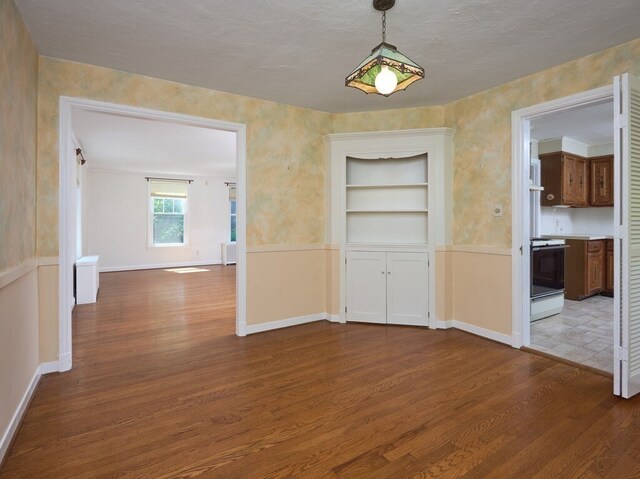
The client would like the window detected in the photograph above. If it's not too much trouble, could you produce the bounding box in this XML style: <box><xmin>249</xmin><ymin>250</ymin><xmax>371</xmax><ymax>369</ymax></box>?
<box><xmin>229</xmin><ymin>184</ymin><xmax>237</xmax><ymax>242</ymax></box>
<box><xmin>148</xmin><ymin>179</ymin><xmax>189</xmax><ymax>246</ymax></box>
<box><xmin>230</xmin><ymin>199</ymin><xmax>237</xmax><ymax>242</ymax></box>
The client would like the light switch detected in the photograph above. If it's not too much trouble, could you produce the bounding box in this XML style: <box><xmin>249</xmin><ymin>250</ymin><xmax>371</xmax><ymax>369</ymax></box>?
<box><xmin>493</xmin><ymin>204</ymin><xmax>503</xmax><ymax>217</ymax></box>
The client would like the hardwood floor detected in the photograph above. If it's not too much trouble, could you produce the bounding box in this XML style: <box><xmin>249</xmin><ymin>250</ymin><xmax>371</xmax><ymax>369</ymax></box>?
<box><xmin>3</xmin><ymin>266</ymin><xmax>640</xmax><ymax>478</ymax></box>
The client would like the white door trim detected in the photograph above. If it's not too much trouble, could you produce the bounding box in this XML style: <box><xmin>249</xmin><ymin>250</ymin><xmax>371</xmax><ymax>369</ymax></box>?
<box><xmin>511</xmin><ymin>85</ymin><xmax>613</xmax><ymax>348</ymax></box>
<box><xmin>58</xmin><ymin>97</ymin><xmax>248</xmax><ymax>371</ymax></box>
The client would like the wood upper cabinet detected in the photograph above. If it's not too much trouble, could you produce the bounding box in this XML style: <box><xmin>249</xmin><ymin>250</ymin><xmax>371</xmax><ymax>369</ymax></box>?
<box><xmin>589</xmin><ymin>155</ymin><xmax>614</xmax><ymax>206</ymax></box>
<box><xmin>540</xmin><ymin>151</ymin><xmax>588</xmax><ymax>207</ymax></box>
<box><xmin>565</xmin><ymin>239</ymin><xmax>604</xmax><ymax>300</ymax></box>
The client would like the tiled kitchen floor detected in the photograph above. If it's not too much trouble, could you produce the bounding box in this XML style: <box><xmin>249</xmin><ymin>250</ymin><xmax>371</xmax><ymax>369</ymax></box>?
<box><xmin>530</xmin><ymin>295</ymin><xmax>613</xmax><ymax>373</ymax></box>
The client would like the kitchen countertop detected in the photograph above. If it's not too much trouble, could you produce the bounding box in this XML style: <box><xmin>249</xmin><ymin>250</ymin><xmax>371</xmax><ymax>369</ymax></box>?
<box><xmin>540</xmin><ymin>234</ymin><xmax>613</xmax><ymax>240</ymax></box>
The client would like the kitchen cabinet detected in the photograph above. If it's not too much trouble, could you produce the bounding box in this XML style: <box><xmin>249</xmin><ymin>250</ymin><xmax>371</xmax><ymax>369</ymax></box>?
<box><xmin>565</xmin><ymin>239</ymin><xmax>604</xmax><ymax>300</ymax></box>
<box><xmin>589</xmin><ymin>155</ymin><xmax>614</xmax><ymax>206</ymax></box>
<box><xmin>346</xmin><ymin>251</ymin><xmax>428</xmax><ymax>326</ymax></box>
<box><xmin>603</xmin><ymin>239</ymin><xmax>614</xmax><ymax>297</ymax></box>
<box><xmin>540</xmin><ymin>151</ymin><xmax>588</xmax><ymax>207</ymax></box>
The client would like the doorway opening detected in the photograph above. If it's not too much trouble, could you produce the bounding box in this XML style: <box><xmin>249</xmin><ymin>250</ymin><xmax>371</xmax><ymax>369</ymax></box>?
<box><xmin>527</xmin><ymin>100</ymin><xmax>615</xmax><ymax>372</ymax></box>
<box><xmin>58</xmin><ymin>97</ymin><xmax>247</xmax><ymax>371</ymax></box>
<box><xmin>511</xmin><ymin>85</ymin><xmax>616</xmax><ymax>370</ymax></box>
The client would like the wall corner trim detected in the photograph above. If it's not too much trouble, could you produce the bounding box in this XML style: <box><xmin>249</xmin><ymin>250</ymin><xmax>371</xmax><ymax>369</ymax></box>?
<box><xmin>0</xmin><ymin>365</ymin><xmax>41</xmax><ymax>464</ymax></box>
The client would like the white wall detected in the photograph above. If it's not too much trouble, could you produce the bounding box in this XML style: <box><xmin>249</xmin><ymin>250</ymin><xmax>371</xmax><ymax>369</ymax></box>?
<box><xmin>86</xmin><ymin>168</ymin><xmax>234</xmax><ymax>271</ymax></box>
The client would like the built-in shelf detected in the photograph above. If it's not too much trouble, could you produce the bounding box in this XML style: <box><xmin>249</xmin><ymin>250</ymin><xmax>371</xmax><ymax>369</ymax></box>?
<box><xmin>346</xmin><ymin>154</ymin><xmax>429</xmax><ymax>245</ymax></box>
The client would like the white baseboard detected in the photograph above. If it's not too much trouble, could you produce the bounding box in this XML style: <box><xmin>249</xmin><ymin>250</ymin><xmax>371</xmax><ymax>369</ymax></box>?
<box><xmin>0</xmin><ymin>365</ymin><xmax>41</xmax><ymax>464</ymax></box>
<box><xmin>58</xmin><ymin>352</ymin><xmax>72</xmax><ymax>372</ymax></box>
<box><xmin>439</xmin><ymin>319</ymin><xmax>512</xmax><ymax>345</ymax></box>
<box><xmin>100</xmin><ymin>260</ymin><xmax>221</xmax><ymax>273</ymax></box>
<box><xmin>327</xmin><ymin>314</ymin><xmax>341</xmax><ymax>323</ymax></box>
<box><xmin>40</xmin><ymin>361</ymin><xmax>61</xmax><ymax>374</ymax></box>
<box><xmin>246</xmin><ymin>313</ymin><xmax>327</xmax><ymax>334</ymax></box>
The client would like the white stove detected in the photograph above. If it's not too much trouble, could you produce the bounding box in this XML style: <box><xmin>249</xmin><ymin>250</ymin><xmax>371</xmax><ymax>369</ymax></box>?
<box><xmin>530</xmin><ymin>238</ymin><xmax>566</xmax><ymax>322</ymax></box>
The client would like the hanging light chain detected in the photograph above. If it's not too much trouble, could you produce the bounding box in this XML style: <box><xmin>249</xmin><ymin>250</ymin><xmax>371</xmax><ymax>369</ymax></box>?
<box><xmin>381</xmin><ymin>10</ymin><xmax>386</xmax><ymax>43</ymax></box>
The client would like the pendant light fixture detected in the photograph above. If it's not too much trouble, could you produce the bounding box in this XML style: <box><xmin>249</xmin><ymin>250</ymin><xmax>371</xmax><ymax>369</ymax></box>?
<box><xmin>345</xmin><ymin>0</ymin><xmax>424</xmax><ymax>97</ymax></box>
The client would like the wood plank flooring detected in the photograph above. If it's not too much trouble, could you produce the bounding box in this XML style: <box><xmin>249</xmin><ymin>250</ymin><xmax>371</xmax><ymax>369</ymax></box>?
<box><xmin>3</xmin><ymin>265</ymin><xmax>640</xmax><ymax>477</ymax></box>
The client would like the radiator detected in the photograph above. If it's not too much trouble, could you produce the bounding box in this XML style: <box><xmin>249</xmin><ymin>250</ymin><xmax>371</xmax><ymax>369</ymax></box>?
<box><xmin>222</xmin><ymin>242</ymin><xmax>237</xmax><ymax>265</ymax></box>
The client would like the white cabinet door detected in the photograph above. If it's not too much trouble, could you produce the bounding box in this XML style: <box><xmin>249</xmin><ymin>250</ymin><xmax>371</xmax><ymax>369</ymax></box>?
<box><xmin>386</xmin><ymin>252</ymin><xmax>429</xmax><ymax>326</ymax></box>
<box><xmin>346</xmin><ymin>251</ymin><xmax>387</xmax><ymax>324</ymax></box>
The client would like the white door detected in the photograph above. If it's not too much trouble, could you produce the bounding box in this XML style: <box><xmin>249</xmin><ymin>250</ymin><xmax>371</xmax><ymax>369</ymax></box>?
<box><xmin>346</xmin><ymin>251</ymin><xmax>387</xmax><ymax>324</ymax></box>
<box><xmin>386</xmin><ymin>252</ymin><xmax>429</xmax><ymax>326</ymax></box>
<box><xmin>614</xmin><ymin>73</ymin><xmax>640</xmax><ymax>398</ymax></box>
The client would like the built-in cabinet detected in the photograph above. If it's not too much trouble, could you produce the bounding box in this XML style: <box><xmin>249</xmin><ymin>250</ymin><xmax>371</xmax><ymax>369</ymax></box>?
<box><xmin>345</xmin><ymin>154</ymin><xmax>430</xmax><ymax>326</ymax></box>
<box><xmin>540</xmin><ymin>151</ymin><xmax>613</xmax><ymax>207</ymax></box>
<box><xmin>565</xmin><ymin>239</ymin><xmax>605</xmax><ymax>300</ymax></box>
<box><xmin>346</xmin><ymin>251</ymin><xmax>428</xmax><ymax>325</ymax></box>
<box><xmin>589</xmin><ymin>155</ymin><xmax>614</xmax><ymax>207</ymax></box>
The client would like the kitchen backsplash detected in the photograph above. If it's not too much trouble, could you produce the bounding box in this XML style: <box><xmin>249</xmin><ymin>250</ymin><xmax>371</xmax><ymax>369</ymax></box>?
<box><xmin>540</xmin><ymin>206</ymin><xmax>614</xmax><ymax>236</ymax></box>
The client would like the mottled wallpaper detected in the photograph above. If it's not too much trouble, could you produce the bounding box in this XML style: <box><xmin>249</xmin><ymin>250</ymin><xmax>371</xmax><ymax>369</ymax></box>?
<box><xmin>0</xmin><ymin>0</ymin><xmax>38</xmax><ymax>271</ymax></box>
<box><xmin>36</xmin><ymin>37</ymin><xmax>640</xmax><ymax>258</ymax></box>
<box><xmin>448</xmin><ymin>38</ymin><xmax>640</xmax><ymax>248</ymax></box>
<box><xmin>36</xmin><ymin>58</ymin><xmax>333</xmax><ymax>255</ymax></box>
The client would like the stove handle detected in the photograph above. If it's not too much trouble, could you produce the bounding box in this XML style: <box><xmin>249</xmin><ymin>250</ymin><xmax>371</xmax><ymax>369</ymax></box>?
<box><xmin>531</xmin><ymin>245</ymin><xmax>568</xmax><ymax>252</ymax></box>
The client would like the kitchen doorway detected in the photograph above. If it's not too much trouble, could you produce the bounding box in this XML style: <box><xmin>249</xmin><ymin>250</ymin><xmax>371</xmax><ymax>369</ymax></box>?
<box><xmin>513</xmin><ymin>75</ymin><xmax>640</xmax><ymax>398</ymax></box>
<box><xmin>510</xmin><ymin>85</ymin><xmax>616</xmax><ymax>370</ymax></box>
<box><xmin>527</xmin><ymin>101</ymin><xmax>615</xmax><ymax>372</ymax></box>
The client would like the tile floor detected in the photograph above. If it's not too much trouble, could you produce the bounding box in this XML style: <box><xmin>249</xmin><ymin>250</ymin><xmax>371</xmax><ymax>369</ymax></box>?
<box><xmin>530</xmin><ymin>295</ymin><xmax>614</xmax><ymax>373</ymax></box>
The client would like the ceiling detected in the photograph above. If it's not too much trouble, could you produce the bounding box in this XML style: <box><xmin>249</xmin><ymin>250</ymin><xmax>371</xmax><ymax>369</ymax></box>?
<box><xmin>71</xmin><ymin>109</ymin><xmax>236</xmax><ymax>176</ymax></box>
<box><xmin>16</xmin><ymin>1</ymin><xmax>640</xmax><ymax>113</ymax></box>
<box><xmin>530</xmin><ymin>100</ymin><xmax>614</xmax><ymax>146</ymax></box>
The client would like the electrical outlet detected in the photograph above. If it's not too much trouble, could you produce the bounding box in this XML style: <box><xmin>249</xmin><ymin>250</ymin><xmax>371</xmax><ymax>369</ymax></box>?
<box><xmin>493</xmin><ymin>204</ymin><xmax>503</xmax><ymax>217</ymax></box>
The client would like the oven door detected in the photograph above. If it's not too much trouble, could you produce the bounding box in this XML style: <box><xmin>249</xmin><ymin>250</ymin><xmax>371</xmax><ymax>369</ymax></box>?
<box><xmin>531</xmin><ymin>244</ymin><xmax>566</xmax><ymax>299</ymax></box>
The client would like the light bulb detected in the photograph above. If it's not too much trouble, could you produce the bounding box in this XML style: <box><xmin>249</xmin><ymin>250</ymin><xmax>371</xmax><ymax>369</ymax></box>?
<box><xmin>374</xmin><ymin>66</ymin><xmax>397</xmax><ymax>95</ymax></box>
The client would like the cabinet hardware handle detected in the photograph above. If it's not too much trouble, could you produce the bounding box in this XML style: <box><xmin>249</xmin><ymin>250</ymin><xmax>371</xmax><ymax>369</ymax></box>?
<box><xmin>387</xmin><ymin>271</ymin><xmax>391</xmax><ymax>275</ymax></box>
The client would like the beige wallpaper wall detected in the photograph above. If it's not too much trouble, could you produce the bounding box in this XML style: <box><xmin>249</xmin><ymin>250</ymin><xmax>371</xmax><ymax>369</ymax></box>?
<box><xmin>0</xmin><ymin>0</ymin><xmax>41</xmax><ymax>457</ymax></box>
<box><xmin>448</xmin><ymin>38</ymin><xmax>640</xmax><ymax>248</ymax></box>
<box><xmin>0</xmin><ymin>0</ymin><xmax>38</xmax><ymax>271</ymax></box>
<box><xmin>37</xmin><ymin>57</ymin><xmax>333</xmax><ymax>256</ymax></box>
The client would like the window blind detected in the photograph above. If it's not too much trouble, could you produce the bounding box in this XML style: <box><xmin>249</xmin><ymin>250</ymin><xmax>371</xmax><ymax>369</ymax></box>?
<box><xmin>148</xmin><ymin>179</ymin><xmax>189</xmax><ymax>199</ymax></box>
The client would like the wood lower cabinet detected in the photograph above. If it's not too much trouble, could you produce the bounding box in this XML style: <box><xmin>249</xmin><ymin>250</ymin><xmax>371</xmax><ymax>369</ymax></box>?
<box><xmin>346</xmin><ymin>250</ymin><xmax>429</xmax><ymax>326</ymax></box>
<box><xmin>590</xmin><ymin>155</ymin><xmax>614</xmax><ymax>206</ymax></box>
<box><xmin>603</xmin><ymin>239</ymin><xmax>614</xmax><ymax>297</ymax></box>
<box><xmin>565</xmin><ymin>239</ymin><xmax>604</xmax><ymax>300</ymax></box>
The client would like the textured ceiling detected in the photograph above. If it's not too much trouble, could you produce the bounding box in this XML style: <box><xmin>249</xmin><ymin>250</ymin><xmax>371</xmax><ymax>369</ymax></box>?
<box><xmin>16</xmin><ymin>0</ymin><xmax>640</xmax><ymax>113</ymax></box>
<box><xmin>71</xmin><ymin>109</ymin><xmax>236</xmax><ymax>176</ymax></box>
